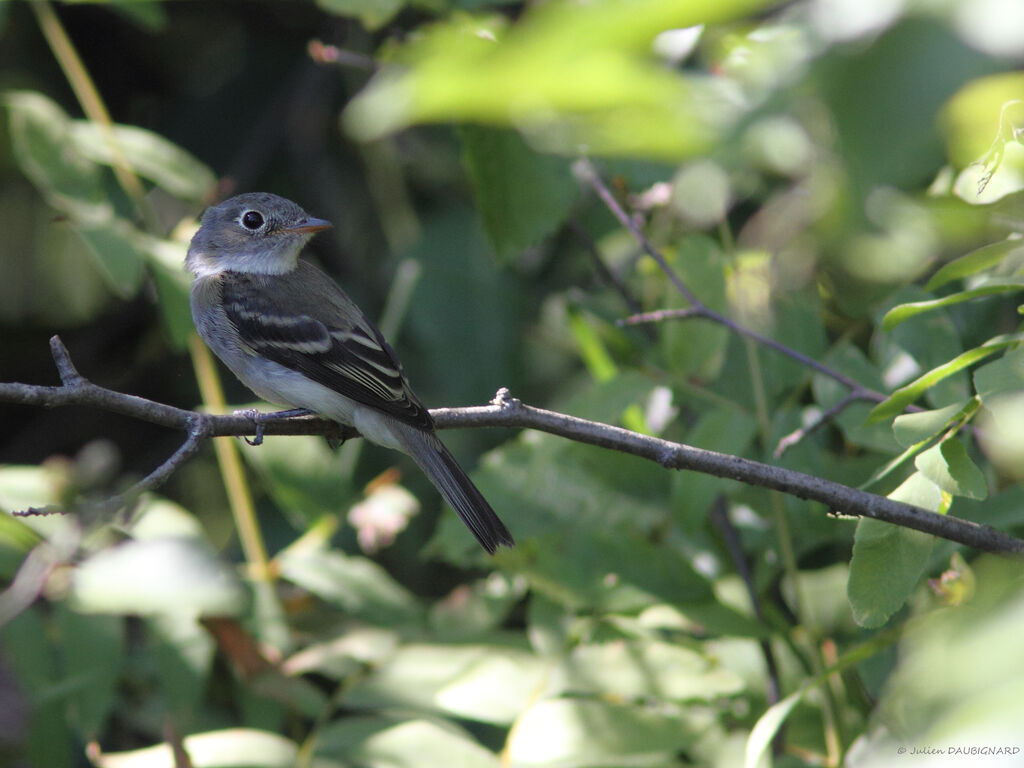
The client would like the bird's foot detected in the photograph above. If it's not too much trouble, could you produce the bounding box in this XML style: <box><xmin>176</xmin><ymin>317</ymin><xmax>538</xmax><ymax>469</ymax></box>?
<box><xmin>234</xmin><ymin>407</ymin><xmax>313</xmax><ymax>446</ymax></box>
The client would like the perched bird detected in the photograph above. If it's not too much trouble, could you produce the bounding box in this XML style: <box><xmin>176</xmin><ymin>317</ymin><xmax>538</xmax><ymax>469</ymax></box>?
<box><xmin>186</xmin><ymin>192</ymin><xmax>513</xmax><ymax>553</ymax></box>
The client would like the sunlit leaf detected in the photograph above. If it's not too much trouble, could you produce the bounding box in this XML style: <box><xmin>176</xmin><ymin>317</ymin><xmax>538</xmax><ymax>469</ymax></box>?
<box><xmin>915</xmin><ymin>439</ymin><xmax>987</xmax><ymax>500</ymax></box>
<box><xmin>507</xmin><ymin>698</ymin><xmax>696</xmax><ymax>767</ymax></box>
<box><xmin>557</xmin><ymin>639</ymin><xmax>745</xmax><ymax>702</ymax></box>
<box><xmin>344</xmin><ymin>0</ymin><xmax>773</xmax><ymax>158</ymax></box>
<box><xmin>68</xmin><ymin>121</ymin><xmax>215</xmax><ymax>201</ymax></box>
<box><xmin>277</xmin><ymin>547</ymin><xmax>421</xmax><ymax>625</ymax></box>
<box><xmin>70</xmin><ymin>537</ymin><xmax>247</xmax><ymax>617</ymax></box>
<box><xmin>315</xmin><ymin>716</ymin><xmax>497</xmax><ymax>768</ymax></box>
<box><xmin>881</xmin><ymin>279</ymin><xmax>1024</xmax><ymax>330</ymax></box>
<box><xmin>925</xmin><ymin>238</ymin><xmax>1024</xmax><ymax>291</ymax></box>
<box><xmin>892</xmin><ymin>401</ymin><xmax>970</xmax><ymax>448</ymax></box>
<box><xmin>93</xmin><ymin>729</ymin><xmax>304</xmax><ymax>768</ymax></box>
<box><xmin>343</xmin><ymin>643</ymin><xmax>547</xmax><ymax>724</ymax></box>
<box><xmin>868</xmin><ymin>333</ymin><xmax>1024</xmax><ymax>423</ymax></box>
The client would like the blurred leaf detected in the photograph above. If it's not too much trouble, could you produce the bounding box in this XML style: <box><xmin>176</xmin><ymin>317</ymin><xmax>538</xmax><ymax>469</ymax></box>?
<box><xmin>556</xmin><ymin>639</ymin><xmax>745</xmax><ymax>702</ymax></box>
<box><xmin>567</xmin><ymin>307</ymin><xmax>618</xmax><ymax>382</ymax></box>
<box><xmin>820</xmin><ymin>18</ymin><xmax>997</xmax><ymax>203</ymax></box>
<box><xmin>345</xmin><ymin>0</ymin><xmax>772</xmax><ymax>157</ymax></box>
<box><xmin>4</xmin><ymin>90</ymin><xmax>107</xmax><ymax>216</ymax></box>
<box><xmin>660</xmin><ymin>236</ymin><xmax>729</xmax><ymax>381</ymax></box>
<box><xmin>148</xmin><ymin>613</ymin><xmax>215</xmax><ymax>725</ymax></box>
<box><xmin>429</xmin><ymin>572</ymin><xmax>527</xmax><ymax>639</ymax></box>
<box><xmin>892</xmin><ymin>401</ymin><xmax>970</xmax><ymax>448</ymax></box>
<box><xmin>745</xmin><ymin>631</ymin><xmax>892</xmax><ymax>768</ymax></box>
<box><xmin>460</xmin><ymin>126</ymin><xmax>576</xmax><ymax>262</ymax></box>
<box><xmin>315</xmin><ymin>716</ymin><xmax>497</xmax><ymax>768</ymax></box>
<box><xmin>56</xmin><ymin>607</ymin><xmax>122</xmax><ymax>739</ymax></box>
<box><xmin>74</xmin><ymin>221</ymin><xmax>146</xmax><ymax>298</ymax></box>
<box><xmin>847</xmin><ymin>473</ymin><xmax>939</xmax><ymax>628</ymax></box>
<box><xmin>2</xmin><ymin>608</ymin><xmax>72</xmax><ymax>768</ymax></box>
<box><xmin>93</xmin><ymin>728</ymin><xmax>308</xmax><ymax>768</ymax></box>
<box><xmin>942</xmin><ymin>72</ymin><xmax>1024</xmax><ymax>168</ymax></box>
<box><xmin>147</xmin><ymin>255</ymin><xmax>195</xmax><ymax>348</ymax></box>
<box><xmin>813</xmin><ymin>343</ymin><xmax>898</xmax><ymax>453</ymax></box>
<box><xmin>868</xmin><ymin>333</ymin><xmax>1024</xmax><ymax>423</ymax></box>
<box><xmin>343</xmin><ymin>643</ymin><xmax>546</xmax><ymax>724</ymax></box>
<box><xmin>914</xmin><ymin>439</ymin><xmax>987</xmax><ymax>500</ymax></box>
<box><xmin>317</xmin><ymin>0</ymin><xmax>404</xmax><ymax>30</ymax></box>
<box><xmin>515</xmin><ymin>528</ymin><xmax>711</xmax><ymax>613</ymax></box>
<box><xmin>973</xmin><ymin>346</ymin><xmax>1024</xmax><ymax>401</ymax></box>
<box><xmin>925</xmin><ymin>238</ymin><xmax>1024</xmax><ymax>291</ymax></box>
<box><xmin>240</xmin><ymin>435</ymin><xmax>356</xmax><ymax>528</ymax></box>
<box><xmin>68</xmin><ymin>121</ymin><xmax>215</xmax><ymax>201</ymax></box>
<box><xmin>881</xmin><ymin>279</ymin><xmax>1024</xmax><ymax>330</ymax></box>
<box><xmin>857</xmin><ymin>558</ymin><xmax>1024</xmax><ymax>759</ymax></box>
<box><xmin>507</xmin><ymin>698</ymin><xmax>696</xmax><ymax>767</ymax></box>
<box><xmin>69</xmin><ymin>537</ymin><xmax>247</xmax><ymax>617</ymax></box>
<box><xmin>277</xmin><ymin>547</ymin><xmax>421</xmax><ymax>626</ymax></box>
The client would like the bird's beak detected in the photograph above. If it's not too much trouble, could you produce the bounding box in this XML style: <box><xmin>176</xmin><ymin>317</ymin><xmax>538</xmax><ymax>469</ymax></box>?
<box><xmin>283</xmin><ymin>217</ymin><xmax>333</xmax><ymax>234</ymax></box>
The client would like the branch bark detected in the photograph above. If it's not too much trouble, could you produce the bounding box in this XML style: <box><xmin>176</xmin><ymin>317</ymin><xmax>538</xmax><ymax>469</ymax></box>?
<box><xmin>2</xmin><ymin>337</ymin><xmax>1023</xmax><ymax>557</ymax></box>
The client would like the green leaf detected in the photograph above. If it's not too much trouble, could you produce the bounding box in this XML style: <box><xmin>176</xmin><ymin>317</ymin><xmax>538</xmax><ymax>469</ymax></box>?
<box><xmin>4</xmin><ymin>90</ymin><xmax>107</xmax><ymax>215</ymax></box>
<box><xmin>507</xmin><ymin>698</ymin><xmax>696</xmax><ymax>767</ymax></box>
<box><xmin>892</xmin><ymin>402</ymin><xmax>969</xmax><ymax>448</ymax></box>
<box><xmin>881</xmin><ymin>279</ymin><xmax>1024</xmax><ymax>330</ymax></box>
<box><xmin>57</xmin><ymin>608</ymin><xmax>123</xmax><ymax>739</ymax></box>
<box><xmin>847</xmin><ymin>473</ymin><xmax>939</xmax><ymax>628</ymax></box>
<box><xmin>277</xmin><ymin>547</ymin><xmax>421</xmax><ymax>626</ymax></box>
<box><xmin>867</xmin><ymin>332</ymin><xmax>1024</xmax><ymax>423</ymax></box>
<box><xmin>343</xmin><ymin>643</ymin><xmax>546</xmax><ymax>725</ymax></box>
<box><xmin>68</xmin><ymin>121</ymin><xmax>215</xmax><ymax>201</ymax></box>
<box><xmin>558</xmin><ymin>640</ymin><xmax>745</xmax><ymax>702</ymax></box>
<box><xmin>69</xmin><ymin>537</ymin><xmax>247</xmax><ymax>617</ymax></box>
<box><xmin>925</xmin><ymin>238</ymin><xmax>1024</xmax><ymax>291</ymax></box>
<box><xmin>147</xmin><ymin>613</ymin><xmax>215</xmax><ymax>724</ymax></box>
<box><xmin>745</xmin><ymin>631</ymin><xmax>895</xmax><ymax>768</ymax></box>
<box><xmin>1</xmin><ymin>609</ymin><xmax>72</xmax><ymax>768</ymax></box>
<box><xmin>316</xmin><ymin>0</ymin><xmax>405</xmax><ymax>30</ymax></box>
<box><xmin>240</xmin><ymin>435</ymin><xmax>356</xmax><ymax>528</ymax></box>
<box><xmin>812</xmin><ymin>343</ymin><xmax>897</xmax><ymax>452</ymax></box>
<box><xmin>973</xmin><ymin>346</ymin><xmax>1024</xmax><ymax>401</ymax></box>
<box><xmin>74</xmin><ymin>221</ymin><xmax>146</xmax><ymax>298</ymax></box>
<box><xmin>315</xmin><ymin>716</ymin><xmax>498</xmax><ymax>768</ymax></box>
<box><xmin>461</xmin><ymin>126</ymin><xmax>576</xmax><ymax>263</ymax></box>
<box><xmin>93</xmin><ymin>729</ymin><xmax>303</xmax><ymax>768</ymax></box>
<box><xmin>344</xmin><ymin>0</ymin><xmax>773</xmax><ymax>157</ymax></box>
<box><xmin>567</xmin><ymin>307</ymin><xmax>618</xmax><ymax>382</ymax></box>
<box><xmin>915</xmin><ymin>439</ymin><xmax>987</xmax><ymax>500</ymax></box>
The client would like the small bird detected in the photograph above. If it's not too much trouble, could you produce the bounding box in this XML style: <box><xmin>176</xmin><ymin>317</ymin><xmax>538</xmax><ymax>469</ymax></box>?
<box><xmin>186</xmin><ymin>192</ymin><xmax>514</xmax><ymax>553</ymax></box>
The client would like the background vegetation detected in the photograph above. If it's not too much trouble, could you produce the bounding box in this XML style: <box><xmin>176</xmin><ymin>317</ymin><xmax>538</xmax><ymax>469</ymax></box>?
<box><xmin>2</xmin><ymin>0</ymin><xmax>1024</xmax><ymax>766</ymax></box>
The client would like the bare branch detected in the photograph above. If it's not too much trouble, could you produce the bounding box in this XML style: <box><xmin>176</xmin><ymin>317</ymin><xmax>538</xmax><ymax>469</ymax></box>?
<box><xmin>3</xmin><ymin>341</ymin><xmax>1023</xmax><ymax>556</ymax></box>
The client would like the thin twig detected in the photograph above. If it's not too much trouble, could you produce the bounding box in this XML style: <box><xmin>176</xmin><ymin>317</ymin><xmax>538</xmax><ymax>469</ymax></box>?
<box><xmin>3</xmin><ymin>341</ymin><xmax>1023</xmax><ymax>556</ymax></box>
<box><xmin>576</xmin><ymin>158</ymin><xmax>902</xmax><ymax>454</ymax></box>
<box><xmin>568</xmin><ymin>218</ymin><xmax>656</xmax><ymax>340</ymax></box>
<box><xmin>774</xmin><ymin>391</ymin><xmax>868</xmax><ymax>458</ymax></box>
<box><xmin>709</xmin><ymin>499</ymin><xmax>783</xmax><ymax>754</ymax></box>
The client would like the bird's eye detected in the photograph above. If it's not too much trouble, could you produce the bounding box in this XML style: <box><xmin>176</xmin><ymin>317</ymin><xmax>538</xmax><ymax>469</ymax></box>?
<box><xmin>241</xmin><ymin>210</ymin><xmax>264</xmax><ymax>230</ymax></box>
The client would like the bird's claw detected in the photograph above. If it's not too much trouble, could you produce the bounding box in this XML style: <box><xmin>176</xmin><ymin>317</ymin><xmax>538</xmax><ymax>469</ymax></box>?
<box><xmin>234</xmin><ymin>408</ymin><xmax>267</xmax><ymax>446</ymax></box>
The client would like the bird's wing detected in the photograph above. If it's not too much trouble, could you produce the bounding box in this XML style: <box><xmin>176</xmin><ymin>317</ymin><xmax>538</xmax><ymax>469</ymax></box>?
<box><xmin>221</xmin><ymin>263</ymin><xmax>433</xmax><ymax>430</ymax></box>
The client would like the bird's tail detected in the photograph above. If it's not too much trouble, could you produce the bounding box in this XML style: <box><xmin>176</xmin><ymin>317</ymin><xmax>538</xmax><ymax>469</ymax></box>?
<box><xmin>395</xmin><ymin>424</ymin><xmax>513</xmax><ymax>554</ymax></box>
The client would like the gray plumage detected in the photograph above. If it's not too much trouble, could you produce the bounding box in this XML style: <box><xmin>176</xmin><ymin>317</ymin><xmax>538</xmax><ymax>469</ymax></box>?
<box><xmin>187</xmin><ymin>193</ymin><xmax>513</xmax><ymax>553</ymax></box>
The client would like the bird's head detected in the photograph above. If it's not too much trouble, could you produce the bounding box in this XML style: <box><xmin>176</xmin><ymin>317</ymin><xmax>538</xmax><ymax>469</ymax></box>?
<box><xmin>186</xmin><ymin>192</ymin><xmax>332</xmax><ymax>277</ymax></box>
